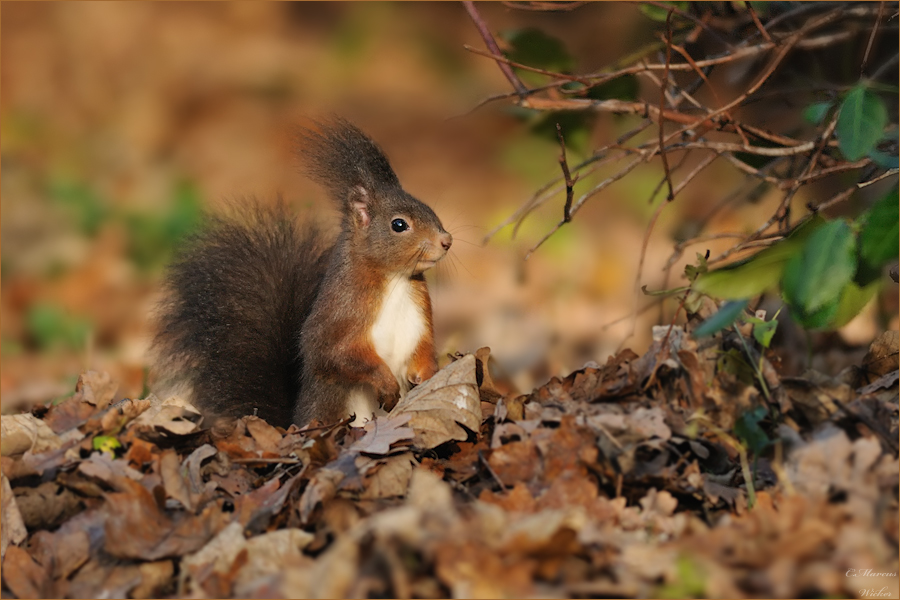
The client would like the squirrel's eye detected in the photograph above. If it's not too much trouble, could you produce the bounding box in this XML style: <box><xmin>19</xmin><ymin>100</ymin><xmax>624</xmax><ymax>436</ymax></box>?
<box><xmin>391</xmin><ymin>218</ymin><xmax>409</xmax><ymax>233</ymax></box>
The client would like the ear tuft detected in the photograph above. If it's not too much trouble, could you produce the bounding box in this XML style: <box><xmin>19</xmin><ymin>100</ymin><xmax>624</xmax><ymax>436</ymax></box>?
<box><xmin>296</xmin><ymin>118</ymin><xmax>400</xmax><ymax>215</ymax></box>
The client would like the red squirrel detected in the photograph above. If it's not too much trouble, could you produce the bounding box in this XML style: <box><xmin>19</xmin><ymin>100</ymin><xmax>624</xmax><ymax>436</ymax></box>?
<box><xmin>151</xmin><ymin>119</ymin><xmax>452</xmax><ymax>428</ymax></box>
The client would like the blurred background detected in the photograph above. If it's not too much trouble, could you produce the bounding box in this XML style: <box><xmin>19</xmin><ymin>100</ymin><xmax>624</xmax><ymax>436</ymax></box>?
<box><xmin>2</xmin><ymin>2</ymin><xmax>896</xmax><ymax>413</ymax></box>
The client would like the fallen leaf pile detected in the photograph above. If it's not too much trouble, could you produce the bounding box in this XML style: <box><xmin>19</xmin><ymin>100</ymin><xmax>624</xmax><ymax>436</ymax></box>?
<box><xmin>1</xmin><ymin>332</ymin><xmax>898</xmax><ymax>599</ymax></box>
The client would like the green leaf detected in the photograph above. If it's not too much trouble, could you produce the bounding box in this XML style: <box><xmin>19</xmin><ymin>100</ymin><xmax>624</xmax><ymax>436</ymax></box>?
<box><xmin>641</xmin><ymin>284</ymin><xmax>690</xmax><ymax>297</ymax></box>
<box><xmin>92</xmin><ymin>435</ymin><xmax>122</xmax><ymax>458</ymax></box>
<box><xmin>25</xmin><ymin>303</ymin><xmax>92</xmax><ymax>351</ymax></box>
<box><xmin>500</xmin><ymin>28</ymin><xmax>575</xmax><ymax>74</ymax></box>
<box><xmin>693</xmin><ymin>218</ymin><xmax>824</xmax><ymax>300</ymax></box>
<box><xmin>782</xmin><ymin>219</ymin><xmax>857</xmax><ymax>315</ymax></box>
<box><xmin>836</xmin><ymin>85</ymin><xmax>888</xmax><ymax>160</ymax></box>
<box><xmin>856</xmin><ymin>186</ymin><xmax>899</xmax><ymax>284</ymax></box>
<box><xmin>640</xmin><ymin>2</ymin><xmax>688</xmax><ymax>22</ymax></box>
<box><xmin>748</xmin><ymin>2</ymin><xmax>770</xmax><ymax>16</ymax></box>
<box><xmin>803</xmin><ymin>101</ymin><xmax>832</xmax><ymax>125</ymax></box>
<box><xmin>684</xmin><ymin>252</ymin><xmax>709</xmax><ymax>281</ymax></box>
<box><xmin>585</xmin><ymin>75</ymin><xmax>639</xmax><ymax>102</ymax></box>
<box><xmin>693</xmin><ymin>250</ymin><xmax>787</xmax><ymax>299</ymax></box>
<box><xmin>830</xmin><ymin>279</ymin><xmax>881</xmax><ymax>329</ymax></box>
<box><xmin>868</xmin><ymin>148</ymin><xmax>900</xmax><ymax>169</ymax></box>
<box><xmin>734</xmin><ymin>406</ymin><xmax>769</xmax><ymax>456</ymax></box>
<box><xmin>750</xmin><ymin>317</ymin><xmax>778</xmax><ymax>348</ymax></box>
<box><xmin>126</xmin><ymin>178</ymin><xmax>203</xmax><ymax>271</ymax></box>
<box><xmin>717</xmin><ymin>348</ymin><xmax>757</xmax><ymax>385</ymax></box>
<box><xmin>692</xmin><ymin>299</ymin><xmax>749</xmax><ymax>338</ymax></box>
<box><xmin>684</xmin><ymin>289</ymin><xmax>704</xmax><ymax>314</ymax></box>
<box><xmin>791</xmin><ymin>295</ymin><xmax>840</xmax><ymax>329</ymax></box>
<box><xmin>657</xmin><ymin>554</ymin><xmax>706</xmax><ymax>598</ymax></box>
<box><xmin>47</xmin><ymin>181</ymin><xmax>110</xmax><ymax>237</ymax></box>
<box><xmin>868</xmin><ymin>127</ymin><xmax>898</xmax><ymax>169</ymax></box>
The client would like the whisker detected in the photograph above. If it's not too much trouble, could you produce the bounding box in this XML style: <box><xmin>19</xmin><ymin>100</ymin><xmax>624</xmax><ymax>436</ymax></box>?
<box><xmin>449</xmin><ymin>237</ymin><xmax>481</xmax><ymax>247</ymax></box>
<box><xmin>447</xmin><ymin>250</ymin><xmax>474</xmax><ymax>280</ymax></box>
<box><xmin>449</xmin><ymin>224</ymin><xmax>488</xmax><ymax>234</ymax></box>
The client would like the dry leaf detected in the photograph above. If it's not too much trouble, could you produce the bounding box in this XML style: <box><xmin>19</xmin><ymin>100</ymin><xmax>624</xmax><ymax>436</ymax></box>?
<box><xmin>355</xmin><ymin>413</ymin><xmax>414</xmax><ymax>455</ymax></box>
<box><xmin>1</xmin><ymin>545</ymin><xmax>49</xmax><ymax>598</ymax></box>
<box><xmin>1</xmin><ymin>473</ymin><xmax>27</xmax><ymax>559</ymax></box>
<box><xmin>132</xmin><ymin>394</ymin><xmax>203</xmax><ymax>436</ymax></box>
<box><xmin>0</xmin><ymin>414</ymin><xmax>62</xmax><ymax>457</ymax></box>
<box><xmin>104</xmin><ymin>477</ymin><xmax>226</xmax><ymax>560</ymax></box>
<box><xmin>359</xmin><ymin>452</ymin><xmax>416</xmax><ymax>499</ymax></box>
<box><xmin>43</xmin><ymin>371</ymin><xmax>118</xmax><ymax>433</ymax></box>
<box><xmin>392</xmin><ymin>353</ymin><xmax>480</xmax><ymax>449</ymax></box>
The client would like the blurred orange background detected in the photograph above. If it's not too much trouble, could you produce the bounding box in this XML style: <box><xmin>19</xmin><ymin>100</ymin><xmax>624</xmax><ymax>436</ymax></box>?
<box><xmin>2</xmin><ymin>2</ymin><xmax>893</xmax><ymax>413</ymax></box>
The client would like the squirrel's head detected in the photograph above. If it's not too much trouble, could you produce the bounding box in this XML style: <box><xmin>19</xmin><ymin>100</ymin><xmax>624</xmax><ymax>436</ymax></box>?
<box><xmin>300</xmin><ymin>119</ymin><xmax>452</xmax><ymax>275</ymax></box>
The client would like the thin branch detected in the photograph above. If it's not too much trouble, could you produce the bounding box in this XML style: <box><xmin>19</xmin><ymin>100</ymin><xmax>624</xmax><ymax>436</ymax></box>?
<box><xmin>861</xmin><ymin>1</ymin><xmax>886</xmax><ymax>73</ymax></box>
<box><xmin>669</xmin><ymin>42</ymin><xmax>723</xmax><ymax>108</ymax></box>
<box><xmin>641</xmin><ymin>1</ymin><xmax>736</xmax><ymax>49</ymax></box>
<box><xmin>462</xmin><ymin>1</ymin><xmax>530</xmax><ymax>98</ymax></box>
<box><xmin>621</xmin><ymin>199</ymin><xmax>669</xmax><ymax>350</ymax></box>
<box><xmin>524</xmin><ymin>155</ymin><xmax>644</xmax><ymax>259</ymax></box>
<box><xmin>511</xmin><ymin>150</ymin><xmax>626</xmax><ymax>239</ymax></box>
<box><xmin>658</xmin><ymin>9</ymin><xmax>676</xmax><ymax>201</ymax></box>
<box><xmin>556</xmin><ymin>123</ymin><xmax>577</xmax><ymax>222</ymax></box>
<box><xmin>746</xmin><ymin>3</ymin><xmax>773</xmax><ymax>44</ymax></box>
<box><xmin>671</xmin><ymin>153</ymin><xmax>717</xmax><ymax>197</ymax></box>
<box><xmin>500</xmin><ymin>1</ymin><xmax>587</xmax><ymax>11</ymax></box>
<box><xmin>671</xmin><ymin>140</ymin><xmax>819</xmax><ymax>156</ymax></box>
<box><xmin>814</xmin><ymin>168</ymin><xmax>900</xmax><ymax>211</ymax></box>
<box><xmin>871</xmin><ymin>51</ymin><xmax>900</xmax><ymax>81</ymax></box>
<box><xmin>463</xmin><ymin>44</ymin><xmax>590</xmax><ymax>84</ymax></box>
<box><xmin>483</xmin><ymin>121</ymin><xmax>652</xmax><ymax>243</ymax></box>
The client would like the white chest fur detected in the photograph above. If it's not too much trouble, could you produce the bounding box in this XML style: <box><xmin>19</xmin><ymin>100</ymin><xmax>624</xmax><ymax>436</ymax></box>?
<box><xmin>371</xmin><ymin>275</ymin><xmax>425</xmax><ymax>388</ymax></box>
<box><xmin>344</xmin><ymin>276</ymin><xmax>425</xmax><ymax>426</ymax></box>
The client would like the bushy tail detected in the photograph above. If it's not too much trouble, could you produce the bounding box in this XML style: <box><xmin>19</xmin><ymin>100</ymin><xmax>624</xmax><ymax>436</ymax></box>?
<box><xmin>151</xmin><ymin>201</ymin><xmax>331</xmax><ymax>427</ymax></box>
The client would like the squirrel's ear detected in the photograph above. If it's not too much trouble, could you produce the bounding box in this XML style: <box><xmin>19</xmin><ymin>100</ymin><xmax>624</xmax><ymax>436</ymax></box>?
<box><xmin>348</xmin><ymin>185</ymin><xmax>371</xmax><ymax>228</ymax></box>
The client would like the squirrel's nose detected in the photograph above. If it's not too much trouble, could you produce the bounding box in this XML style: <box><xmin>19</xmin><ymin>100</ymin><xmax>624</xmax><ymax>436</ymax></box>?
<box><xmin>440</xmin><ymin>232</ymin><xmax>453</xmax><ymax>251</ymax></box>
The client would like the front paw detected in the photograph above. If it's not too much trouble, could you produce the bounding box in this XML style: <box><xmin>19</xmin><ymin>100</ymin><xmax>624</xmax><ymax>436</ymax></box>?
<box><xmin>407</xmin><ymin>363</ymin><xmax>437</xmax><ymax>387</ymax></box>
<box><xmin>376</xmin><ymin>374</ymin><xmax>401</xmax><ymax>411</ymax></box>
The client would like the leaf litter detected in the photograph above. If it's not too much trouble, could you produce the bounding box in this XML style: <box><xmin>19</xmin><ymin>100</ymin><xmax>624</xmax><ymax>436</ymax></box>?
<box><xmin>1</xmin><ymin>331</ymin><xmax>897</xmax><ymax>599</ymax></box>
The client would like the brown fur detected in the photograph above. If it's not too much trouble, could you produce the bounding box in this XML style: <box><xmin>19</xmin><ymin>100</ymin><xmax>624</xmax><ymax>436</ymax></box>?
<box><xmin>152</xmin><ymin>119</ymin><xmax>450</xmax><ymax>428</ymax></box>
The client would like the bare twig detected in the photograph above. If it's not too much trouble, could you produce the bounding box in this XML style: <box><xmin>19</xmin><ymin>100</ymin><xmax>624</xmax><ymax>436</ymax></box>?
<box><xmin>480</xmin><ymin>0</ymin><xmax>895</xmax><ymax>302</ymax></box>
<box><xmin>815</xmin><ymin>168</ymin><xmax>900</xmax><ymax>211</ymax></box>
<box><xmin>671</xmin><ymin>153</ymin><xmax>717</xmax><ymax>197</ymax></box>
<box><xmin>658</xmin><ymin>9</ymin><xmax>676</xmax><ymax>201</ymax></box>
<box><xmin>462</xmin><ymin>1</ymin><xmax>530</xmax><ymax>98</ymax></box>
<box><xmin>556</xmin><ymin>123</ymin><xmax>577</xmax><ymax>222</ymax></box>
<box><xmin>671</xmin><ymin>140</ymin><xmax>823</xmax><ymax>156</ymax></box>
<box><xmin>871</xmin><ymin>51</ymin><xmax>900</xmax><ymax>81</ymax></box>
<box><xmin>861</xmin><ymin>1</ymin><xmax>887</xmax><ymax>72</ymax></box>
<box><xmin>642</xmin><ymin>0</ymin><xmax>736</xmax><ymax>49</ymax></box>
<box><xmin>621</xmin><ymin>199</ymin><xmax>669</xmax><ymax>349</ymax></box>
<box><xmin>478</xmin><ymin>450</ymin><xmax>508</xmax><ymax>491</ymax></box>
<box><xmin>463</xmin><ymin>44</ymin><xmax>590</xmax><ymax>84</ymax></box>
<box><xmin>483</xmin><ymin>121</ymin><xmax>652</xmax><ymax>243</ymax></box>
<box><xmin>465</xmin><ymin>28</ymin><xmax>870</xmax><ymax>116</ymax></box>
<box><xmin>524</xmin><ymin>155</ymin><xmax>644</xmax><ymax>259</ymax></box>
<box><xmin>501</xmin><ymin>1</ymin><xmax>587</xmax><ymax>11</ymax></box>
<box><xmin>746</xmin><ymin>3</ymin><xmax>773</xmax><ymax>44</ymax></box>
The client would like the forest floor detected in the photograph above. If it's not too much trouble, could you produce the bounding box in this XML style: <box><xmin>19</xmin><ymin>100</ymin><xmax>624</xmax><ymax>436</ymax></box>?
<box><xmin>2</xmin><ymin>327</ymin><xmax>897</xmax><ymax>598</ymax></box>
